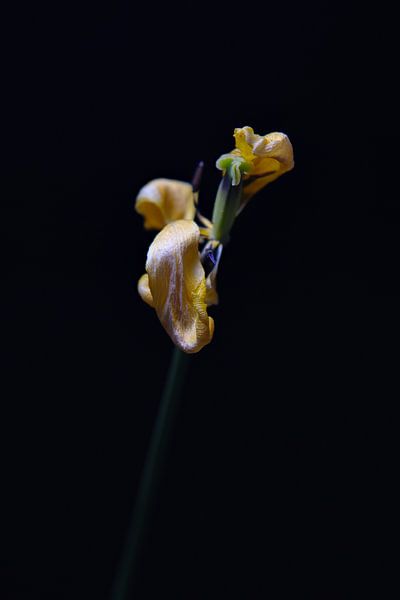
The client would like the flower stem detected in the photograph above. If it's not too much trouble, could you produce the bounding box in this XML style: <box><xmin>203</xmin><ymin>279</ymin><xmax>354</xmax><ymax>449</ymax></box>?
<box><xmin>110</xmin><ymin>346</ymin><xmax>190</xmax><ymax>600</ymax></box>
<box><xmin>211</xmin><ymin>174</ymin><xmax>243</xmax><ymax>245</ymax></box>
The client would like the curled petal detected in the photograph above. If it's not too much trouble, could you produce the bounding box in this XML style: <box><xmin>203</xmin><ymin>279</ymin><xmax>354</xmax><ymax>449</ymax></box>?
<box><xmin>234</xmin><ymin>127</ymin><xmax>293</xmax><ymax>169</ymax></box>
<box><xmin>137</xmin><ymin>273</ymin><xmax>154</xmax><ymax>307</ymax></box>
<box><xmin>233</xmin><ymin>126</ymin><xmax>294</xmax><ymax>204</ymax></box>
<box><xmin>135</xmin><ymin>178</ymin><xmax>195</xmax><ymax>230</ymax></box>
<box><xmin>142</xmin><ymin>220</ymin><xmax>214</xmax><ymax>353</ymax></box>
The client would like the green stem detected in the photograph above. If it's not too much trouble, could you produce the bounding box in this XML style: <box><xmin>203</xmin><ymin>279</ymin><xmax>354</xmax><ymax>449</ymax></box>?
<box><xmin>211</xmin><ymin>174</ymin><xmax>243</xmax><ymax>245</ymax></box>
<box><xmin>110</xmin><ymin>346</ymin><xmax>190</xmax><ymax>600</ymax></box>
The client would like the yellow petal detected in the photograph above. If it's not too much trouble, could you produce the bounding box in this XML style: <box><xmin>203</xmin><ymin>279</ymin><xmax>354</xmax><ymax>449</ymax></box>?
<box><xmin>253</xmin><ymin>131</ymin><xmax>294</xmax><ymax>170</ymax></box>
<box><xmin>233</xmin><ymin>127</ymin><xmax>256</xmax><ymax>162</ymax></box>
<box><xmin>135</xmin><ymin>178</ymin><xmax>195</xmax><ymax>230</ymax></box>
<box><xmin>143</xmin><ymin>220</ymin><xmax>214</xmax><ymax>353</ymax></box>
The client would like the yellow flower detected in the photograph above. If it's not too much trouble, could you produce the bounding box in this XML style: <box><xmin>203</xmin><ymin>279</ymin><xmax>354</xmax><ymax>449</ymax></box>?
<box><xmin>136</xmin><ymin>127</ymin><xmax>293</xmax><ymax>352</ymax></box>
<box><xmin>135</xmin><ymin>178</ymin><xmax>195</xmax><ymax>230</ymax></box>
<box><xmin>218</xmin><ymin>126</ymin><xmax>294</xmax><ymax>205</ymax></box>
<box><xmin>138</xmin><ymin>220</ymin><xmax>218</xmax><ymax>353</ymax></box>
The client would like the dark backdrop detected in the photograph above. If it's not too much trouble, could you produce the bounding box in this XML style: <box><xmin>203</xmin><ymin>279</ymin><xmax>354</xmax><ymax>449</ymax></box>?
<box><xmin>2</xmin><ymin>2</ymin><xmax>398</xmax><ymax>598</ymax></box>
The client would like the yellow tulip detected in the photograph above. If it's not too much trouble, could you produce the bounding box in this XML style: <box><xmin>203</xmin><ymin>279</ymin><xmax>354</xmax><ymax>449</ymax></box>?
<box><xmin>138</xmin><ymin>220</ymin><xmax>217</xmax><ymax>353</ymax></box>
<box><xmin>135</xmin><ymin>178</ymin><xmax>195</xmax><ymax>230</ymax></box>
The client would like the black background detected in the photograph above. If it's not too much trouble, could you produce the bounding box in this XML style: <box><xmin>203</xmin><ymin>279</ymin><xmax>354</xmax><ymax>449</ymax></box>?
<box><xmin>2</xmin><ymin>1</ymin><xmax>398</xmax><ymax>598</ymax></box>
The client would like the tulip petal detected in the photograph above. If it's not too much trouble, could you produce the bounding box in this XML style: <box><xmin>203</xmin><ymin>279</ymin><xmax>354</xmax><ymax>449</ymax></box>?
<box><xmin>143</xmin><ymin>220</ymin><xmax>214</xmax><ymax>353</ymax></box>
<box><xmin>135</xmin><ymin>178</ymin><xmax>195</xmax><ymax>230</ymax></box>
